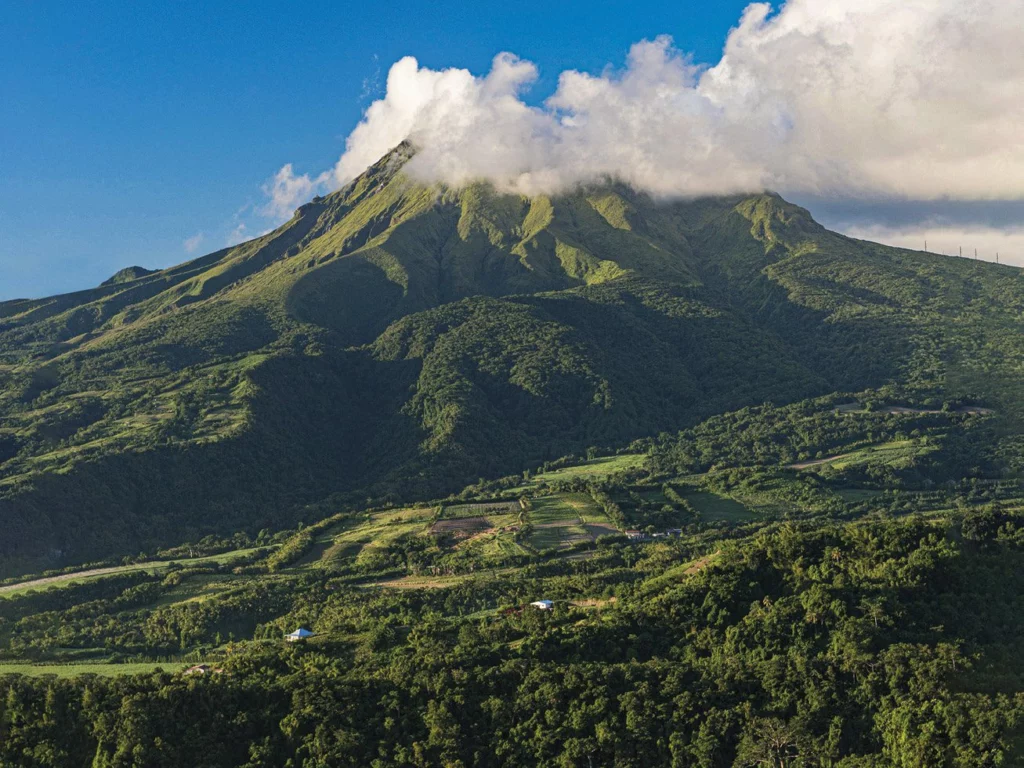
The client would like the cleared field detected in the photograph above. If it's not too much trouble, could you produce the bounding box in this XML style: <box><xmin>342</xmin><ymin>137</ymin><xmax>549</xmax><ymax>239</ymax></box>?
<box><xmin>512</xmin><ymin>454</ymin><xmax>647</xmax><ymax>491</ymax></box>
<box><xmin>317</xmin><ymin>514</ymin><xmax>430</xmax><ymax>566</ymax></box>
<box><xmin>683</xmin><ymin>491</ymin><xmax>755</xmax><ymax>523</ymax></box>
<box><xmin>374</xmin><ymin>507</ymin><xmax>435</xmax><ymax>524</ymax></box>
<box><xmin>369</xmin><ymin>573</ymin><xmax>478</xmax><ymax>589</ymax></box>
<box><xmin>527</xmin><ymin>495</ymin><xmax>593</xmax><ymax>550</ymax></box>
<box><xmin>560</xmin><ymin>493</ymin><xmax>605</xmax><ymax>521</ymax></box>
<box><xmin>0</xmin><ymin>662</ymin><xmax>189</xmax><ymax>678</ymax></box>
<box><xmin>149</xmin><ymin>573</ymin><xmax>242</xmax><ymax>608</ymax></box>
<box><xmin>478</xmin><ymin>537</ymin><xmax>530</xmax><ymax>559</ymax></box>
<box><xmin>355</xmin><ymin>521</ymin><xmax>428</xmax><ymax>564</ymax></box>
<box><xmin>432</xmin><ymin>517</ymin><xmax>493</xmax><ymax>534</ymax></box>
<box><xmin>530</xmin><ymin>524</ymin><xmax>590</xmax><ymax>551</ymax></box>
<box><xmin>0</xmin><ymin>547</ymin><xmax>268</xmax><ymax>598</ymax></box>
<box><xmin>529</xmin><ymin>496</ymin><xmax>580</xmax><ymax>525</ymax></box>
<box><xmin>790</xmin><ymin>439</ymin><xmax>937</xmax><ymax>472</ymax></box>
<box><xmin>444</xmin><ymin>501</ymin><xmax>520</xmax><ymax>518</ymax></box>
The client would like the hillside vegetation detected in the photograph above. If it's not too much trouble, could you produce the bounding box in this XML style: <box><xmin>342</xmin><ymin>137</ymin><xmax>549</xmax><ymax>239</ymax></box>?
<box><xmin>2</xmin><ymin>145</ymin><xmax>1024</xmax><ymax>579</ymax></box>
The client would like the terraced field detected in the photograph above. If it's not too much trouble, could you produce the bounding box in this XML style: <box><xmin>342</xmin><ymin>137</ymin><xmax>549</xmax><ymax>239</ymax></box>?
<box><xmin>527</xmin><ymin>495</ymin><xmax>601</xmax><ymax>551</ymax></box>
<box><xmin>511</xmin><ymin>454</ymin><xmax>646</xmax><ymax>492</ymax></box>
<box><xmin>318</xmin><ymin>511</ymin><xmax>433</xmax><ymax>567</ymax></box>
<box><xmin>444</xmin><ymin>501</ymin><xmax>521</xmax><ymax>518</ymax></box>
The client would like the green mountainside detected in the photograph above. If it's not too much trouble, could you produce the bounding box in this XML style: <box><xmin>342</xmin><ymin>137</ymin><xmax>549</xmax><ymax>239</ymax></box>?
<box><xmin>3</xmin><ymin>145</ymin><xmax>1024</xmax><ymax>575</ymax></box>
<box><xmin>3</xmin><ymin>147</ymin><xmax>1024</xmax><ymax>762</ymax></box>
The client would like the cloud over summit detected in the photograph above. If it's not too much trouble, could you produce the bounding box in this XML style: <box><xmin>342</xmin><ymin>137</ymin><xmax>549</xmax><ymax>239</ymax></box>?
<box><xmin>267</xmin><ymin>0</ymin><xmax>1024</xmax><ymax>215</ymax></box>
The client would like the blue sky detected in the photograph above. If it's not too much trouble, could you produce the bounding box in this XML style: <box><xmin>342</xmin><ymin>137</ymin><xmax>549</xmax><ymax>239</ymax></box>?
<box><xmin>2</xmin><ymin>0</ymin><xmax>1021</xmax><ymax>300</ymax></box>
<box><xmin>0</xmin><ymin>0</ymin><xmax>750</xmax><ymax>299</ymax></box>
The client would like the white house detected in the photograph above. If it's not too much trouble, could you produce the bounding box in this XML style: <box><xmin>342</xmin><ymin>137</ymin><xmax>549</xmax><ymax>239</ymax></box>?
<box><xmin>530</xmin><ymin>600</ymin><xmax>554</xmax><ymax>610</ymax></box>
<box><xmin>286</xmin><ymin>627</ymin><xmax>315</xmax><ymax>642</ymax></box>
<box><xmin>183</xmin><ymin>664</ymin><xmax>222</xmax><ymax>675</ymax></box>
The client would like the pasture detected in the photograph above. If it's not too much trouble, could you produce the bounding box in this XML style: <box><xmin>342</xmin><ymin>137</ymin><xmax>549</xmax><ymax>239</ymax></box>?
<box><xmin>682</xmin><ymin>491</ymin><xmax>755</xmax><ymax>523</ymax></box>
<box><xmin>512</xmin><ymin>454</ymin><xmax>646</xmax><ymax>491</ymax></box>
<box><xmin>0</xmin><ymin>662</ymin><xmax>190</xmax><ymax>678</ymax></box>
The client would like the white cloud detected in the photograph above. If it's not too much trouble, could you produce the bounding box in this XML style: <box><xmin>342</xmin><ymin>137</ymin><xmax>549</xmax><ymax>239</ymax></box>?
<box><xmin>183</xmin><ymin>232</ymin><xmax>204</xmax><ymax>254</ymax></box>
<box><xmin>226</xmin><ymin>222</ymin><xmax>248</xmax><ymax>247</ymax></box>
<box><xmin>309</xmin><ymin>0</ymin><xmax>1024</xmax><ymax>202</ymax></box>
<box><xmin>261</xmin><ymin>163</ymin><xmax>330</xmax><ymax>221</ymax></box>
<box><xmin>841</xmin><ymin>223</ymin><xmax>1024</xmax><ymax>267</ymax></box>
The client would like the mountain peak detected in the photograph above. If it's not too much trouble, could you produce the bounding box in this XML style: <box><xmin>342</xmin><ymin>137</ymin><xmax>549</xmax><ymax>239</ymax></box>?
<box><xmin>101</xmin><ymin>265</ymin><xmax>155</xmax><ymax>286</ymax></box>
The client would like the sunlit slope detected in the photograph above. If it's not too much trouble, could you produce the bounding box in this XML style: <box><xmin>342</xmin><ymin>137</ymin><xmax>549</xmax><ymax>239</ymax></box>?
<box><xmin>3</xmin><ymin>145</ymin><xmax>1024</xmax><ymax>573</ymax></box>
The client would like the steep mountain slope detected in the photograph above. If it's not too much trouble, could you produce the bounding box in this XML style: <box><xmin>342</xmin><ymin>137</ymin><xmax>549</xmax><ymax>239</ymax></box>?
<box><xmin>3</xmin><ymin>145</ymin><xmax>1024</xmax><ymax>574</ymax></box>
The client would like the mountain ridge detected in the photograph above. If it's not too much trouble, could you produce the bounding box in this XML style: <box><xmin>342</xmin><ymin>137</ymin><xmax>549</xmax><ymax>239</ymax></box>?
<box><xmin>2</xmin><ymin>146</ymin><xmax>1023</xmax><ymax>575</ymax></box>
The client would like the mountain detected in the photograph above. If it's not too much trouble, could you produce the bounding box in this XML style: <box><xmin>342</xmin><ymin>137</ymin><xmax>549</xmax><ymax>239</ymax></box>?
<box><xmin>2</xmin><ymin>145</ymin><xmax>1024</xmax><ymax>575</ymax></box>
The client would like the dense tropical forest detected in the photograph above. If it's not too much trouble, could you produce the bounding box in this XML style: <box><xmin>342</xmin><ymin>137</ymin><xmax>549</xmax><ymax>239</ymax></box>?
<box><xmin>2</xmin><ymin>147</ymin><xmax>1024</xmax><ymax>764</ymax></box>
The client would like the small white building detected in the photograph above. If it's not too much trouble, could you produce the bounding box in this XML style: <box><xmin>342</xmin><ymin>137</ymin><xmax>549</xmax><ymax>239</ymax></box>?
<box><xmin>530</xmin><ymin>600</ymin><xmax>554</xmax><ymax>610</ymax></box>
<box><xmin>183</xmin><ymin>664</ymin><xmax>222</xmax><ymax>676</ymax></box>
<box><xmin>286</xmin><ymin>627</ymin><xmax>315</xmax><ymax>642</ymax></box>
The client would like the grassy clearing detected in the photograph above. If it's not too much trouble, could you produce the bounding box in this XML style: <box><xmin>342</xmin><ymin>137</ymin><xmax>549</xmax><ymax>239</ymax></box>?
<box><xmin>511</xmin><ymin>454</ymin><xmax>647</xmax><ymax>491</ymax></box>
<box><xmin>527</xmin><ymin>496</ymin><xmax>590</xmax><ymax>550</ymax></box>
<box><xmin>316</xmin><ymin>514</ymin><xmax>429</xmax><ymax>567</ymax></box>
<box><xmin>790</xmin><ymin>439</ymin><xmax>937</xmax><ymax>472</ymax></box>
<box><xmin>355</xmin><ymin>521</ymin><xmax>426</xmax><ymax>564</ymax></box>
<box><xmin>683</xmin><ymin>491</ymin><xmax>756</xmax><ymax>523</ymax></box>
<box><xmin>373</xmin><ymin>508</ymin><xmax>435</xmax><ymax>524</ymax></box>
<box><xmin>369</xmin><ymin>573</ymin><xmax>478</xmax><ymax>589</ymax></box>
<box><xmin>561</xmin><ymin>493</ymin><xmax>604</xmax><ymax>521</ymax></box>
<box><xmin>0</xmin><ymin>662</ymin><xmax>190</xmax><ymax>677</ymax></box>
<box><xmin>445</xmin><ymin>502</ymin><xmax>519</xmax><ymax>519</ymax></box>
<box><xmin>529</xmin><ymin>525</ymin><xmax>589</xmax><ymax>551</ymax></box>
<box><xmin>529</xmin><ymin>496</ymin><xmax>580</xmax><ymax>525</ymax></box>
<box><xmin>482</xmin><ymin>537</ymin><xmax>530</xmax><ymax>558</ymax></box>
<box><xmin>149</xmin><ymin>574</ymin><xmax>240</xmax><ymax>608</ymax></box>
<box><xmin>0</xmin><ymin>547</ymin><xmax>268</xmax><ymax>598</ymax></box>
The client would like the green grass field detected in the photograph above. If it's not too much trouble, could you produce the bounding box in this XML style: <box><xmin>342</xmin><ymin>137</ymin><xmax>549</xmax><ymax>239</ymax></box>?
<box><xmin>683</xmin><ymin>491</ymin><xmax>756</xmax><ymax>523</ymax></box>
<box><xmin>561</xmin><ymin>492</ymin><xmax>610</xmax><ymax>524</ymax></box>
<box><xmin>317</xmin><ymin>513</ymin><xmax>431</xmax><ymax>567</ymax></box>
<box><xmin>444</xmin><ymin>502</ymin><xmax>520</xmax><ymax>519</ymax></box>
<box><xmin>0</xmin><ymin>547</ymin><xmax>269</xmax><ymax>598</ymax></box>
<box><xmin>511</xmin><ymin>454</ymin><xmax>647</xmax><ymax>492</ymax></box>
<box><xmin>526</xmin><ymin>495</ymin><xmax>591</xmax><ymax>550</ymax></box>
<box><xmin>0</xmin><ymin>662</ymin><xmax>190</xmax><ymax>677</ymax></box>
<box><xmin>529</xmin><ymin>496</ymin><xmax>580</xmax><ymax>525</ymax></box>
<box><xmin>529</xmin><ymin>524</ymin><xmax>589</xmax><ymax>551</ymax></box>
<box><xmin>791</xmin><ymin>439</ymin><xmax>938</xmax><ymax>472</ymax></box>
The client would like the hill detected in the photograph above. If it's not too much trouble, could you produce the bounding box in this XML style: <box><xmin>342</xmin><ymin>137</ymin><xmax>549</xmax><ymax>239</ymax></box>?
<box><xmin>2</xmin><ymin>145</ymin><xmax>1024</xmax><ymax>575</ymax></box>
